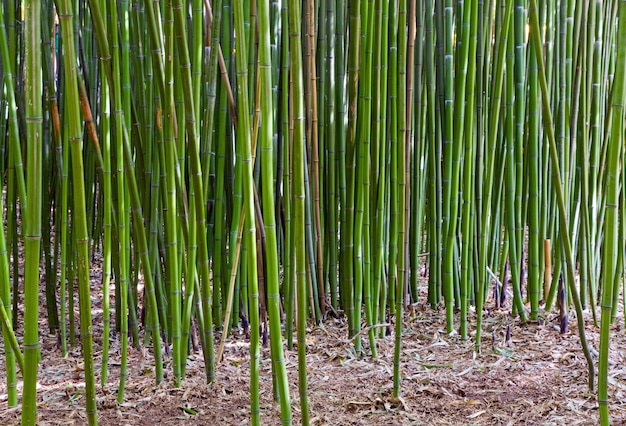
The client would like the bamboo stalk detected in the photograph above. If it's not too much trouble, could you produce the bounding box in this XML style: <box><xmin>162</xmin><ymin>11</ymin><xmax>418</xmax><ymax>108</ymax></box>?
<box><xmin>598</xmin><ymin>2</ymin><xmax>626</xmax><ymax>423</ymax></box>
<box><xmin>287</xmin><ymin>0</ymin><xmax>310</xmax><ymax>422</ymax></box>
<box><xmin>22</xmin><ymin>0</ymin><xmax>44</xmax><ymax>422</ymax></box>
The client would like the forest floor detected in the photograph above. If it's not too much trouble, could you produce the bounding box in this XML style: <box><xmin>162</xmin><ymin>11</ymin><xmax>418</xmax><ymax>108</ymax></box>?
<box><xmin>2</xmin><ymin>257</ymin><xmax>626</xmax><ymax>425</ymax></box>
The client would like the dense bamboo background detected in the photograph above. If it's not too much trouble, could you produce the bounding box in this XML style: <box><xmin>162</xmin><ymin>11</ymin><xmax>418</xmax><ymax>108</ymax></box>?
<box><xmin>0</xmin><ymin>0</ymin><xmax>625</xmax><ymax>425</ymax></box>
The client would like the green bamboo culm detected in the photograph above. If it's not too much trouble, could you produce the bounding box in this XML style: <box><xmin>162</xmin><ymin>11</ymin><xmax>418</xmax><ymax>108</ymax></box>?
<box><xmin>287</xmin><ymin>0</ymin><xmax>310</xmax><ymax>422</ymax></box>
<box><xmin>476</xmin><ymin>0</ymin><xmax>513</xmax><ymax>352</ymax></box>
<box><xmin>22</xmin><ymin>0</ymin><xmax>43</xmax><ymax>423</ymax></box>
<box><xmin>280</xmin><ymin>0</ymin><xmax>294</xmax><ymax>349</ymax></box>
<box><xmin>172</xmin><ymin>0</ymin><xmax>216</xmax><ymax>385</ymax></box>
<box><xmin>0</xmin><ymin>0</ymin><xmax>23</xmax><ymax>408</ymax></box>
<box><xmin>98</xmin><ymin>0</ymin><xmax>112</xmax><ymax>385</ymax></box>
<box><xmin>86</xmin><ymin>0</ymin><xmax>165</xmax><ymax>383</ymax></box>
<box><xmin>598</xmin><ymin>1</ymin><xmax>626</xmax><ymax>424</ymax></box>
<box><xmin>392</xmin><ymin>0</ymin><xmax>412</xmax><ymax>399</ymax></box>
<box><xmin>56</xmin><ymin>0</ymin><xmax>98</xmax><ymax>421</ymax></box>
<box><xmin>343</xmin><ymin>0</ymin><xmax>360</xmax><ymax>344</ymax></box>
<box><xmin>370</xmin><ymin>0</ymin><xmax>390</xmax><ymax>340</ymax></box>
<box><xmin>0</xmin><ymin>190</ymin><xmax>20</xmax><ymax>406</ymax></box>
<box><xmin>459</xmin><ymin>0</ymin><xmax>479</xmax><ymax>340</ymax></box>
<box><xmin>232</xmin><ymin>0</ymin><xmax>261</xmax><ymax>423</ymax></box>
<box><xmin>440</xmin><ymin>0</ymin><xmax>456</xmax><ymax>333</ymax></box>
<box><xmin>200</xmin><ymin>2</ymin><xmax>223</xmax><ymax>380</ymax></box>
<box><xmin>162</xmin><ymin>0</ymin><xmax>181</xmax><ymax>387</ymax></box>
<box><xmin>110</xmin><ymin>0</ymin><xmax>131</xmax><ymax>399</ymax></box>
<box><xmin>528</xmin><ymin>0</ymin><xmax>595</xmax><ymax>389</ymax></box>
<box><xmin>258</xmin><ymin>0</ymin><xmax>293</xmax><ymax>421</ymax></box>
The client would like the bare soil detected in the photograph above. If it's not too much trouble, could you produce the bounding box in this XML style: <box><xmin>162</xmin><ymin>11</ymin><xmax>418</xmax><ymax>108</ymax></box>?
<box><xmin>1</xmin><ymin>261</ymin><xmax>626</xmax><ymax>425</ymax></box>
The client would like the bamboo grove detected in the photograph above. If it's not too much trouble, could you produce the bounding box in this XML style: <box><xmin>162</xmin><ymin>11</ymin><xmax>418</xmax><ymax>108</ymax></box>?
<box><xmin>0</xmin><ymin>0</ymin><xmax>625</xmax><ymax>425</ymax></box>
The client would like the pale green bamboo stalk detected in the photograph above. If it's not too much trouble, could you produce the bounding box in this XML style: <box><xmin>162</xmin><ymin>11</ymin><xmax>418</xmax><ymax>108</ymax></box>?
<box><xmin>98</xmin><ymin>0</ymin><xmax>112</xmax><ymax>384</ymax></box>
<box><xmin>598</xmin><ymin>2</ymin><xmax>626</xmax><ymax>423</ymax></box>
<box><xmin>231</xmin><ymin>0</ymin><xmax>261</xmax><ymax>422</ymax></box>
<box><xmin>287</xmin><ymin>0</ymin><xmax>310</xmax><ymax>422</ymax></box>
<box><xmin>393</xmin><ymin>0</ymin><xmax>410</xmax><ymax>399</ymax></box>
<box><xmin>354</xmin><ymin>0</ymin><xmax>375</xmax><ymax>356</ymax></box>
<box><xmin>423</xmin><ymin>0</ymin><xmax>438</xmax><ymax>308</ymax></box>
<box><xmin>440</xmin><ymin>0</ymin><xmax>456</xmax><ymax>331</ymax></box>
<box><xmin>0</xmin><ymin>0</ymin><xmax>20</xmax><ymax>407</ymax></box>
<box><xmin>5</xmin><ymin>0</ymin><xmax>20</xmax><ymax>337</ymax></box>
<box><xmin>210</xmin><ymin>0</ymin><xmax>230</xmax><ymax>340</ymax></box>
<box><xmin>343</xmin><ymin>0</ymin><xmax>361</xmax><ymax>339</ymax></box>
<box><xmin>181</xmin><ymin>175</ymin><xmax>198</xmax><ymax>378</ymax></box>
<box><xmin>443</xmin><ymin>0</ymin><xmax>475</xmax><ymax>333</ymax></box>
<box><xmin>384</xmin><ymin>0</ymin><xmax>399</xmax><ymax>331</ymax></box>
<box><xmin>110</xmin><ymin>0</ymin><xmax>131</xmax><ymax>400</ymax></box>
<box><xmin>162</xmin><ymin>0</ymin><xmax>182</xmax><ymax>387</ymax></box>
<box><xmin>174</xmin><ymin>0</ymin><xmax>218</xmax><ymax>388</ymax></box>
<box><xmin>324</xmin><ymin>0</ymin><xmax>339</xmax><ymax>310</ymax></box>
<box><xmin>459</xmin><ymin>0</ymin><xmax>478</xmax><ymax>340</ymax></box>
<box><xmin>371</xmin><ymin>0</ymin><xmax>390</xmax><ymax>335</ymax></box>
<box><xmin>58</xmin><ymin>78</ymin><xmax>71</xmax><ymax>355</ymax></box>
<box><xmin>56</xmin><ymin>0</ymin><xmax>98</xmax><ymax>420</ymax></box>
<box><xmin>476</xmin><ymin>0</ymin><xmax>513</xmax><ymax>352</ymax></box>
<box><xmin>0</xmin><ymin>232</ymin><xmax>18</xmax><ymax>405</ymax></box>
<box><xmin>305</xmin><ymin>0</ymin><xmax>326</xmax><ymax>320</ymax></box>
<box><xmin>22</xmin><ymin>0</ymin><xmax>43</xmax><ymax>422</ymax></box>
<box><xmin>504</xmin><ymin>25</ymin><xmax>527</xmax><ymax>321</ymax></box>
<box><xmin>200</xmin><ymin>0</ymin><xmax>223</xmax><ymax>377</ymax></box>
<box><xmin>529</xmin><ymin>0</ymin><xmax>594</xmax><ymax>390</ymax></box>
<box><xmin>86</xmin><ymin>0</ymin><xmax>164</xmax><ymax>384</ymax></box>
<box><xmin>281</xmin><ymin>0</ymin><xmax>295</xmax><ymax>348</ymax></box>
<box><xmin>513</xmin><ymin>0</ymin><xmax>529</xmax><ymax>318</ymax></box>
<box><xmin>408</xmin><ymin>0</ymin><xmax>426</xmax><ymax>304</ymax></box>
<box><xmin>259</xmin><ymin>0</ymin><xmax>292</xmax><ymax>419</ymax></box>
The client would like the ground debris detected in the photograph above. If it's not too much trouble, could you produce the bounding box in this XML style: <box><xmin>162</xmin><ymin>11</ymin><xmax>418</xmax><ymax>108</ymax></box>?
<box><xmin>1</xmin><ymin>279</ymin><xmax>625</xmax><ymax>424</ymax></box>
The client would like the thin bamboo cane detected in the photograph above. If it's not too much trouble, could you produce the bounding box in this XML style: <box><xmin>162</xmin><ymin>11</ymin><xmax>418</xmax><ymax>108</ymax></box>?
<box><xmin>110</xmin><ymin>0</ymin><xmax>131</xmax><ymax>399</ymax></box>
<box><xmin>324</xmin><ymin>0</ymin><xmax>339</xmax><ymax>311</ymax></box>
<box><xmin>424</xmin><ymin>0</ymin><xmax>441</xmax><ymax>308</ymax></box>
<box><xmin>460</xmin><ymin>0</ymin><xmax>478</xmax><ymax>340</ymax></box>
<box><xmin>371</xmin><ymin>0</ymin><xmax>389</xmax><ymax>336</ymax></box>
<box><xmin>505</xmin><ymin>25</ymin><xmax>527</xmax><ymax>321</ymax></box>
<box><xmin>527</xmin><ymin>0</ymin><xmax>541</xmax><ymax>322</ymax></box>
<box><xmin>0</xmin><ymin>0</ymin><xmax>21</xmax><ymax>407</ymax></box>
<box><xmin>210</xmin><ymin>0</ymin><xmax>230</xmax><ymax>333</ymax></box>
<box><xmin>171</xmin><ymin>0</ymin><xmax>218</xmax><ymax>385</ymax></box>
<box><xmin>475</xmin><ymin>0</ymin><xmax>513</xmax><ymax>352</ymax></box>
<box><xmin>353</xmin><ymin>0</ymin><xmax>375</xmax><ymax>356</ymax></box>
<box><xmin>86</xmin><ymin>0</ymin><xmax>165</xmax><ymax>383</ymax></box>
<box><xmin>281</xmin><ymin>0</ymin><xmax>295</xmax><ymax>348</ymax></box>
<box><xmin>392</xmin><ymin>0</ymin><xmax>409</xmax><ymax>399</ymax></box>
<box><xmin>598</xmin><ymin>2</ymin><xmax>626</xmax><ymax>423</ymax></box>
<box><xmin>529</xmin><ymin>0</ymin><xmax>594</xmax><ymax>390</ymax></box>
<box><xmin>513</xmin><ymin>0</ymin><xmax>529</xmax><ymax>317</ymax></box>
<box><xmin>232</xmin><ymin>0</ymin><xmax>262</xmax><ymax>421</ymax></box>
<box><xmin>287</xmin><ymin>0</ymin><xmax>310</xmax><ymax>422</ymax></box>
<box><xmin>258</xmin><ymin>0</ymin><xmax>292</xmax><ymax>419</ymax></box>
<box><xmin>22</xmin><ymin>0</ymin><xmax>44</xmax><ymax>422</ymax></box>
<box><xmin>98</xmin><ymin>0</ymin><xmax>112</xmax><ymax>382</ymax></box>
<box><xmin>441</xmin><ymin>0</ymin><xmax>456</xmax><ymax>332</ymax></box>
<box><xmin>343</xmin><ymin>0</ymin><xmax>361</xmax><ymax>341</ymax></box>
<box><xmin>56</xmin><ymin>0</ymin><xmax>98</xmax><ymax>420</ymax></box>
<box><xmin>306</xmin><ymin>0</ymin><xmax>325</xmax><ymax>319</ymax></box>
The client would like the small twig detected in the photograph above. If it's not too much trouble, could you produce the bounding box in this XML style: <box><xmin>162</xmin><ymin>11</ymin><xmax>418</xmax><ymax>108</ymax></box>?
<box><xmin>486</xmin><ymin>266</ymin><xmax>503</xmax><ymax>288</ymax></box>
<box><xmin>349</xmin><ymin>323</ymin><xmax>391</xmax><ymax>343</ymax></box>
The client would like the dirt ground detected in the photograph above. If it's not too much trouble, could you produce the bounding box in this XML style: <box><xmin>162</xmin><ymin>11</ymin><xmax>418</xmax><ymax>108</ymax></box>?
<box><xmin>2</xmin><ymin>265</ymin><xmax>626</xmax><ymax>425</ymax></box>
